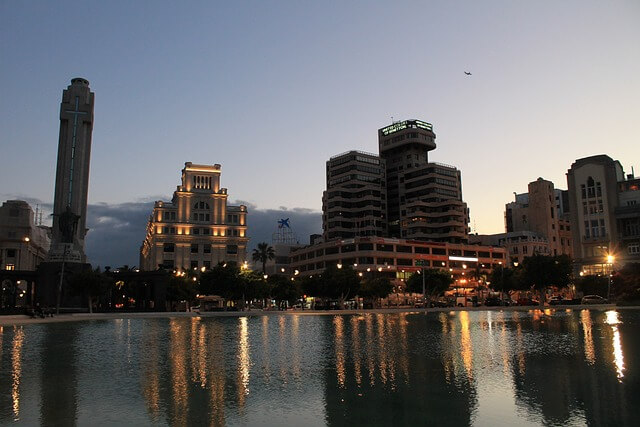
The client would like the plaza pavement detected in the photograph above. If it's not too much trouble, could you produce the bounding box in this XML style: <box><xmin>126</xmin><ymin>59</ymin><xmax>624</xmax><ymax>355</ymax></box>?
<box><xmin>2</xmin><ymin>303</ymin><xmax>635</xmax><ymax>326</ymax></box>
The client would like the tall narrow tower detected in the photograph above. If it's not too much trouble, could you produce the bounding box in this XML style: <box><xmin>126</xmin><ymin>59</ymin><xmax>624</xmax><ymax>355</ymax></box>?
<box><xmin>48</xmin><ymin>78</ymin><xmax>94</xmax><ymax>263</ymax></box>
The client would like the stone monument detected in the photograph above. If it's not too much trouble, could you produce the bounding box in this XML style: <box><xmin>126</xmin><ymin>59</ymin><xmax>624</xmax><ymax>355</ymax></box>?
<box><xmin>37</xmin><ymin>78</ymin><xmax>94</xmax><ymax>309</ymax></box>
<box><xmin>47</xmin><ymin>78</ymin><xmax>94</xmax><ymax>263</ymax></box>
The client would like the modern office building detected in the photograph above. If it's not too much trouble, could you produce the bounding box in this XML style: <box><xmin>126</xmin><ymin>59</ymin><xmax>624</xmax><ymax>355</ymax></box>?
<box><xmin>566</xmin><ymin>155</ymin><xmax>640</xmax><ymax>273</ymax></box>
<box><xmin>378</xmin><ymin>120</ymin><xmax>469</xmax><ymax>242</ymax></box>
<box><xmin>505</xmin><ymin>178</ymin><xmax>572</xmax><ymax>258</ymax></box>
<box><xmin>0</xmin><ymin>200</ymin><xmax>51</xmax><ymax>271</ymax></box>
<box><xmin>322</xmin><ymin>150</ymin><xmax>386</xmax><ymax>240</ymax></box>
<box><xmin>140</xmin><ymin>162</ymin><xmax>248</xmax><ymax>271</ymax></box>
<box><xmin>321</xmin><ymin>120</ymin><xmax>469</xmax><ymax>245</ymax></box>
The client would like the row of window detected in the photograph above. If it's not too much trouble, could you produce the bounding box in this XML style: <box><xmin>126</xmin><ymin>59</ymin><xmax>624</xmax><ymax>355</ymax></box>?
<box><xmin>163</xmin><ymin>243</ymin><xmax>238</xmax><ymax>254</ymax></box>
<box><xmin>294</xmin><ymin>257</ymin><xmax>499</xmax><ymax>272</ymax></box>
<box><xmin>292</xmin><ymin>244</ymin><xmax>503</xmax><ymax>261</ymax></box>
<box><xmin>159</xmin><ymin>227</ymin><xmax>242</xmax><ymax>236</ymax></box>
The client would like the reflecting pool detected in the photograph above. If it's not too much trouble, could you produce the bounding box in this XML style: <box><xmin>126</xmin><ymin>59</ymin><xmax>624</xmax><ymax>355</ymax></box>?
<box><xmin>1</xmin><ymin>309</ymin><xmax>638</xmax><ymax>426</ymax></box>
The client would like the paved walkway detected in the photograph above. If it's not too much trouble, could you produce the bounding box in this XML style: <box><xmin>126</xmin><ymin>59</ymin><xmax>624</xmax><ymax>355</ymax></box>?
<box><xmin>1</xmin><ymin>304</ymin><xmax>636</xmax><ymax>326</ymax></box>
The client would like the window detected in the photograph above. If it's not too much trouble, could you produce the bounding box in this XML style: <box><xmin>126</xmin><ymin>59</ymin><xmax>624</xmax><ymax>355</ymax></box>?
<box><xmin>162</xmin><ymin>259</ymin><xmax>174</xmax><ymax>268</ymax></box>
<box><xmin>414</xmin><ymin>246</ymin><xmax>430</xmax><ymax>254</ymax></box>
<box><xmin>7</xmin><ymin>249</ymin><xmax>16</xmax><ymax>257</ymax></box>
<box><xmin>191</xmin><ymin>244</ymin><xmax>199</xmax><ymax>253</ymax></box>
<box><xmin>629</xmin><ymin>244</ymin><xmax>640</xmax><ymax>255</ymax></box>
<box><xmin>226</xmin><ymin>245</ymin><xmax>238</xmax><ymax>255</ymax></box>
<box><xmin>191</xmin><ymin>261</ymin><xmax>198</xmax><ymax>269</ymax></box>
<box><xmin>193</xmin><ymin>228</ymin><xmax>200</xmax><ymax>235</ymax></box>
<box><xmin>203</xmin><ymin>261</ymin><xmax>211</xmax><ymax>269</ymax></box>
<box><xmin>163</xmin><ymin>243</ymin><xmax>174</xmax><ymax>253</ymax></box>
<box><xmin>204</xmin><ymin>245</ymin><xmax>211</xmax><ymax>254</ymax></box>
<box><xmin>5</xmin><ymin>264</ymin><xmax>15</xmax><ymax>270</ymax></box>
<box><xmin>523</xmin><ymin>246</ymin><xmax>528</xmax><ymax>254</ymax></box>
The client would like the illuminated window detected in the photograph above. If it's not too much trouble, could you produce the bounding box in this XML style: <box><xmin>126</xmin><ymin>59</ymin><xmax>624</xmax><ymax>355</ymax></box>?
<box><xmin>7</xmin><ymin>249</ymin><xmax>16</xmax><ymax>258</ymax></box>
<box><xmin>5</xmin><ymin>264</ymin><xmax>15</xmax><ymax>271</ymax></box>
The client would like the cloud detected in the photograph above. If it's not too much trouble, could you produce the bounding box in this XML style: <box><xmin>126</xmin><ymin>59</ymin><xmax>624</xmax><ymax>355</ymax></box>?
<box><xmin>84</xmin><ymin>201</ymin><xmax>322</xmax><ymax>269</ymax></box>
<box><xmin>2</xmin><ymin>195</ymin><xmax>322</xmax><ymax>268</ymax></box>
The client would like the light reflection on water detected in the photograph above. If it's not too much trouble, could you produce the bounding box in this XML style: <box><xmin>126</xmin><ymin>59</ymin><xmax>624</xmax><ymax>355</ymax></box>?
<box><xmin>0</xmin><ymin>309</ymin><xmax>638</xmax><ymax>426</ymax></box>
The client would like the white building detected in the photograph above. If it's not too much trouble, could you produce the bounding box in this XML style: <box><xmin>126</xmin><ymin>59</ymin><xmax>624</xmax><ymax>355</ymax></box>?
<box><xmin>140</xmin><ymin>163</ymin><xmax>248</xmax><ymax>271</ymax></box>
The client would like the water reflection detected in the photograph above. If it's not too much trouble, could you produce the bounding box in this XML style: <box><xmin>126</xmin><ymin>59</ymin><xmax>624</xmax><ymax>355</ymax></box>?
<box><xmin>0</xmin><ymin>310</ymin><xmax>638</xmax><ymax>426</ymax></box>
<box><xmin>605</xmin><ymin>310</ymin><xmax>625</xmax><ymax>381</ymax></box>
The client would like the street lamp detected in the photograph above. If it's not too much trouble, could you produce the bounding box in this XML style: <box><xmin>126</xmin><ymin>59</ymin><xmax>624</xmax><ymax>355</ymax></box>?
<box><xmin>607</xmin><ymin>255</ymin><xmax>615</xmax><ymax>300</ymax></box>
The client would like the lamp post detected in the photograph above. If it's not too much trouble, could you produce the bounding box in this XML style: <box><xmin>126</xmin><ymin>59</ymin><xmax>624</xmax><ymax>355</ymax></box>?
<box><xmin>56</xmin><ymin>244</ymin><xmax>70</xmax><ymax>314</ymax></box>
<box><xmin>606</xmin><ymin>255</ymin><xmax>614</xmax><ymax>300</ymax></box>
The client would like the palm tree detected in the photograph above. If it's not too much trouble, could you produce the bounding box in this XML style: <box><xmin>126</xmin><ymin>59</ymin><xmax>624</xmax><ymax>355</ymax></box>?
<box><xmin>252</xmin><ymin>242</ymin><xmax>275</xmax><ymax>274</ymax></box>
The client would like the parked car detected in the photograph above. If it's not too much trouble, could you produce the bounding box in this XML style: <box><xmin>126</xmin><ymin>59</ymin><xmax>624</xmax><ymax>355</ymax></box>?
<box><xmin>516</xmin><ymin>298</ymin><xmax>539</xmax><ymax>306</ymax></box>
<box><xmin>429</xmin><ymin>297</ymin><xmax>454</xmax><ymax>308</ymax></box>
<box><xmin>581</xmin><ymin>295</ymin><xmax>608</xmax><ymax>304</ymax></box>
<box><xmin>549</xmin><ymin>296</ymin><xmax>563</xmax><ymax>305</ymax></box>
<box><xmin>484</xmin><ymin>297</ymin><xmax>502</xmax><ymax>307</ymax></box>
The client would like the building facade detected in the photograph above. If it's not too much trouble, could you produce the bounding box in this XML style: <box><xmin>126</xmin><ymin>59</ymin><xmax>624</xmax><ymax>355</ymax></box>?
<box><xmin>322</xmin><ymin>150</ymin><xmax>386</xmax><ymax>240</ymax></box>
<box><xmin>505</xmin><ymin>178</ymin><xmax>572</xmax><ymax>258</ymax></box>
<box><xmin>470</xmin><ymin>231</ymin><xmax>551</xmax><ymax>266</ymax></box>
<box><xmin>566</xmin><ymin>155</ymin><xmax>640</xmax><ymax>273</ymax></box>
<box><xmin>140</xmin><ymin>163</ymin><xmax>248</xmax><ymax>271</ymax></box>
<box><xmin>0</xmin><ymin>200</ymin><xmax>51</xmax><ymax>271</ymax></box>
<box><xmin>378</xmin><ymin>120</ymin><xmax>469</xmax><ymax>242</ymax></box>
<box><xmin>289</xmin><ymin>236</ymin><xmax>506</xmax><ymax>284</ymax></box>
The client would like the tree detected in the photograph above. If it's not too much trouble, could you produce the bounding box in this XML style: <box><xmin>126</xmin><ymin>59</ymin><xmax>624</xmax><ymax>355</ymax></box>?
<box><xmin>252</xmin><ymin>243</ymin><xmax>275</xmax><ymax>274</ymax></box>
<box><xmin>198</xmin><ymin>262</ymin><xmax>244</xmax><ymax>309</ymax></box>
<box><xmin>268</xmin><ymin>274</ymin><xmax>301</xmax><ymax>308</ymax></box>
<box><xmin>522</xmin><ymin>254</ymin><xmax>572</xmax><ymax>304</ymax></box>
<box><xmin>319</xmin><ymin>265</ymin><xmax>361</xmax><ymax>306</ymax></box>
<box><xmin>406</xmin><ymin>269</ymin><xmax>453</xmax><ymax>303</ymax></box>
<box><xmin>69</xmin><ymin>267</ymin><xmax>112</xmax><ymax>313</ymax></box>
<box><xmin>359</xmin><ymin>276</ymin><xmax>393</xmax><ymax>308</ymax></box>
<box><xmin>489</xmin><ymin>266</ymin><xmax>524</xmax><ymax>294</ymax></box>
<box><xmin>166</xmin><ymin>274</ymin><xmax>197</xmax><ymax>309</ymax></box>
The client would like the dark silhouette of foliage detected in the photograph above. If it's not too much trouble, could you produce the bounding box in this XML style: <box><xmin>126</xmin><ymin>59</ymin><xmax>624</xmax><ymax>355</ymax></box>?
<box><xmin>406</xmin><ymin>269</ymin><xmax>452</xmax><ymax>301</ymax></box>
<box><xmin>69</xmin><ymin>267</ymin><xmax>112</xmax><ymax>313</ymax></box>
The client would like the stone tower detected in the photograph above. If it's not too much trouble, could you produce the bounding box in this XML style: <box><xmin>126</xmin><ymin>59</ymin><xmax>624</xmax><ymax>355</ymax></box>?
<box><xmin>48</xmin><ymin>78</ymin><xmax>94</xmax><ymax>263</ymax></box>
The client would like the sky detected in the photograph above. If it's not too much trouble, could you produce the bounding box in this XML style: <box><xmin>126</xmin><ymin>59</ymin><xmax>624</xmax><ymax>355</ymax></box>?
<box><xmin>1</xmin><ymin>1</ymin><xmax>639</xmax><ymax>268</ymax></box>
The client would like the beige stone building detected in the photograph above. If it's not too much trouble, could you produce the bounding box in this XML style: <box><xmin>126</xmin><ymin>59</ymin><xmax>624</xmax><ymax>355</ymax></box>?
<box><xmin>505</xmin><ymin>178</ymin><xmax>573</xmax><ymax>258</ymax></box>
<box><xmin>140</xmin><ymin>163</ymin><xmax>248</xmax><ymax>271</ymax></box>
<box><xmin>0</xmin><ymin>200</ymin><xmax>51</xmax><ymax>271</ymax></box>
<box><xmin>567</xmin><ymin>155</ymin><xmax>640</xmax><ymax>273</ymax></box>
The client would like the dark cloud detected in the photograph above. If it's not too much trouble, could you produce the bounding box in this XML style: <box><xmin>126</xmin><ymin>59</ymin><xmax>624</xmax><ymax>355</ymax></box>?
<box><xmin>85</xmin><ymin>202</ymin><xmax>154</xmax><ymax>269</ymax></box>
<box><xmin>84</xmin><ymin>201</ymin><xmax>321</xmax><ymax>269</ymax></box>
<box><xmin>2</xmin><ymin>194</ymin><xmax>322</xmax><ymax>268</ymax></box>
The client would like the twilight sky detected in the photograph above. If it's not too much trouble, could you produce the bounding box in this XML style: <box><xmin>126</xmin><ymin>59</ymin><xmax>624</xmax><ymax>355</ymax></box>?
<box><xmin>1</xmin><ymin>1</ymin><xmax>639</xmax><ymax>267</ymax></box>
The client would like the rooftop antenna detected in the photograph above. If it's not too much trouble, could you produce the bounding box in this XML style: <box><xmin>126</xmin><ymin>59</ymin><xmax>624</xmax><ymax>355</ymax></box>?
<box><xmin>391</xmin><ymin>116</ymin><xmax>394</xmax><ymax>124</ymax></box>
<box><xmin>35</xmin><ymin>204</ymin><xmax>39</xmax><ymax>225</ymax></box>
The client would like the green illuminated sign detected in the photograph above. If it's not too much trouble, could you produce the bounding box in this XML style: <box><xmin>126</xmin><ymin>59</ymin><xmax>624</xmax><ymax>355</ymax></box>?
<box><xmin>380</xmin><ymin>120</ymin><xmax>433</xmax><ymax>136</ymax></box>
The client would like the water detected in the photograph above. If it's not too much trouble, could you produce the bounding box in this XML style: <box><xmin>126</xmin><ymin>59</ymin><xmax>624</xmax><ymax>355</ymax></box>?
<box><xmin>1</xmin><ymin>309</ymin><xmax>638</xmax><ymax>426</ymax></box>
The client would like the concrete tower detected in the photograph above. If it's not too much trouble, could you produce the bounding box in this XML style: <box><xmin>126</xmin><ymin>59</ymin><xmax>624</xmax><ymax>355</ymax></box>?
<box><xmin>48</xmin><ymin>78</ymin><xmax>94</xmax><ymax>263</ymax></box>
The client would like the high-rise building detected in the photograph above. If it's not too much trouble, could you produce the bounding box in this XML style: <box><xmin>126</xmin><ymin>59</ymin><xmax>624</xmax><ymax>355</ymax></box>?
<box><xmin>321</xmin><ymin>120</ymin><xmax>469</xmax><ymax>244</ymax></box>
<box><xmin>378</xmin><ymin>120</ymin><xmax>469</xmax><ymax>242</ymax></box>
<box><xmin>567</xmin><ymin>155</ymin><xmax>640</xmax><ymax>272</ymax></box>
<box><xmin>140</xmin><ymin>162</ymin><xmax>248</xmax><ymax>271</ymax></box>
<box><xmin>48</xmin><ymin>78</ymin><xmax>94</xmax><ymax>264</ymax></box>
<box><xmin>322</xmin><ymin>150</ymin><xmax>386</xmax><ymax>240</ymax></box>
<box><xmin>505</xmin><ymin>178</ymin><xmax>573</xmax><ymax>258</ymax></box>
